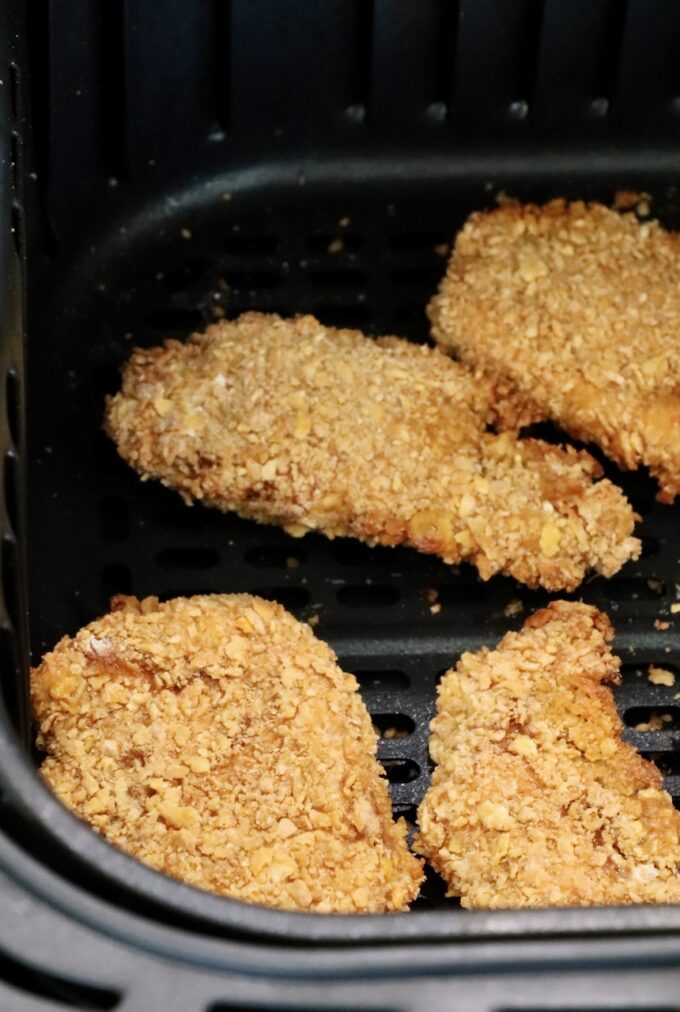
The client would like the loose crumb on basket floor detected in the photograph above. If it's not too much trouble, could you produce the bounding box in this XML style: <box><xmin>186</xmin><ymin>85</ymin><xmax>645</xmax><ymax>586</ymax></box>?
<box><xmin>648</xmin><ymin>665</ymin><xmax>676</xmax><ymax>687</ymax></box>
<box><xmin>429</xmin><ymin>199</ymin><xmax>680</xmax><ymax>502</ymax></box>
<box><xmin>31</xmin><ymin>593</ymin><xmax>424</xmax><ymax>913</ymax></box>
<box><xmin>106</xmin><ymin>311</ymin><xmax>639</xmax><ymax>591</ymax></box>
<box><xmin>415</xmin><ymin>600</ymin><xmax>680</xmax><ymax>908</ymax></box>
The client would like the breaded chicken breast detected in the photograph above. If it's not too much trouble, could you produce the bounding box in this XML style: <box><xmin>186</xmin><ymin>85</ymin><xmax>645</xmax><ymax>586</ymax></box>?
<box><xmin>31</xmin><ymin>594</ymin><xmax>423</xmax><ymax>912</ymax></box>
<box><xmin>429</xmin><ymin>199</ymin><xmax>680</xmax><ymax>502</ymax></box>
<box><xmin>415</xmin><ymin>601</ymin><xmax>680</xmax><ymax>908</ymax></box>
<box><xmin>105</xmin><ymin>312</ymin><xmax>639</xmax><ymax>591</ymax></box>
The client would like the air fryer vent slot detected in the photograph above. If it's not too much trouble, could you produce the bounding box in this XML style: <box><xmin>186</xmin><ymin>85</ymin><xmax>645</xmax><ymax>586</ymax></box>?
<box><xmin>155</xmin><ymin>546</ymin><xmax>221</xmax><ymax>570</ymax></box>
<box><xmin>624</xmin><ymin>706</ymin><xmax>680</xmax><ymax>731</ymax></box>
<box><xmin>372</xmin><ymin>713</ymin><xmax>415</xmax><ymax>739</ymax></box>
<box><xmin>336</xmin><ymin>585</ymin><xmax>401</xmax><ymax>608</ymax></box>
<box><xmin>381</xmin><ymin>758</ymin><xmax>421</xmax><ymax>784</ymax></box>
<box><xmin>4</xmin><ymin>368</ymin><xmax>20</xmax><ymax>446</ymax></box>
<box><xmin>245</xmin><ymin>545</ymin><xmax>306</xmax><ymax>568</ymax></box>
<box><xmin>250</xmin><ymin>586</ymin><xmax>311</xmax><ymax>610</ymax></box>
<box><xmin>352</xmin><ymin>670</ymin><xmax>410</xmax><ymax>692</ymax></box>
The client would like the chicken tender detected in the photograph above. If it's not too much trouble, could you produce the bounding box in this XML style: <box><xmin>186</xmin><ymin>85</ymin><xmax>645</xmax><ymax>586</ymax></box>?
<box><xmin>31</xmin><ymin>593</ymin><xmax>424</xmax><ymax>913</ymax></box>
<box><xmin>415</xmin><ymin>601</ymin><xmax>680</xmax><ymax>908</ymax></box>
<box><xmin>429</xmin><ymin>199</ymin><xmax>680</xmax><ymax>502</ymax></box>
<box><xmin>105</xmin><ymin>312</ymin><xmax>639</xmax><ymax>591</ymax></box>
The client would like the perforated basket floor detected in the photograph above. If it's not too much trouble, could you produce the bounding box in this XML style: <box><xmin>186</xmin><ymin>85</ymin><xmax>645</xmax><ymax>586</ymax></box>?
<box><xmin>21</xmin><ymin>177</ymin><xmax>680</xmax><ymax>914</ymax></box>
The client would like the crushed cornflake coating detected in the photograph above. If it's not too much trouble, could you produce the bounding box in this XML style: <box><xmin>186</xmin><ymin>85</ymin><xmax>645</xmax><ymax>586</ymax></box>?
<box><xmin>613</xmin><ymin>190</ymin><xmax>652</xmax><ymax>216</ymax></box>
<box><xmin>648</xmin><ymin>665</ymin><xmax>676</xmax><ymax>687</ymax></box>
<box><xmin>31</xmin><ymin>594</ymin><xmax>423</xmax><ymax>913</ymax></box>
<box><xmin>504</xmin><ymin>599</ymin><xmax>524</xmax><ymax>618</ymax></box>
<box><xmin>635</xmin><ymin>713</ymin><xmax>672</xmax><ymax>732</ymax></box>
<box><xmin>429</xmin><ymin>199</ymin><xmax>680</xmax><ymax>502</ymax></box>
<box><xmin>105</xmin><ymin>312</ymin><xmax>639</xmax><ymax>591</ymax></box>
<box><xmin>415</xmin><ymin>601</ymin><xmax>680</xmax><ymax>908</ymax></box>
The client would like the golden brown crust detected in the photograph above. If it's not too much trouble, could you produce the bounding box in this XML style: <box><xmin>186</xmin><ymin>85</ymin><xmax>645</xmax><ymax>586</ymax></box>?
<box><xmin>31</xmin><ymin>593</ymin><xmax>423</xmax><ymax>912</ymax></box>
<box><xmin>429</xmin><ymin>199</ymin><xmax>680</xmax><ymax>502</ymax></box>
<box><xmin>415</xmin><ymin>601</ymin><xmax>680</xmax><ymax>908</ymax></box>
<box><xmin>105</xmin><ymin>312</ymin><xmax>639</xmax><ymax>591</ymax></box>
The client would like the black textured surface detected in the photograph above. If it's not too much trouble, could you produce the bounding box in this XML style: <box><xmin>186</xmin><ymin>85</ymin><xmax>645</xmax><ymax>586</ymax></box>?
<box><xmin>2</xmin><ymin>1</ymin><xmax>680</xmax><ymax>1005</ymax></box>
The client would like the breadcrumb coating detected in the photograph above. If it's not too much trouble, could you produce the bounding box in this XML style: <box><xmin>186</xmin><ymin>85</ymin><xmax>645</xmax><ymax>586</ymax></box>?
<box><xmin>31</xmin><ymin>594</ymin><xmax>424</xmax><ymax>913</ymax></box>
<box><xmin>415</xmin><ymin>601</ymin><xmax>680</xmax><ymax>908</ymax></box>
<box><xmin>429</xmin><ymin>199</ymin><xmax>680</xmax><ymax>502</ymax></box>
<box><xmin>105</xmin><ymin>312</ymin><xmax>639</xmax><ymax>591</ymax></box>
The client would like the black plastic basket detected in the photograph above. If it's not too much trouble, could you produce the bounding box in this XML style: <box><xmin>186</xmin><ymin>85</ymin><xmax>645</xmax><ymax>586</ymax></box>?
<box><xmin>2</xmin><ymin>2</ymin><xmax>680</xmax><ymax>1009</ymax></box>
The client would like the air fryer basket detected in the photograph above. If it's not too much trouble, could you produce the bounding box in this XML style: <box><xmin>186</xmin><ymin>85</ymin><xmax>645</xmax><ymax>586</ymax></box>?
<box><xmin>3</xmin><ymin>1</ymin><xmax>680</xmax><ymax>1008</ymax></box>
